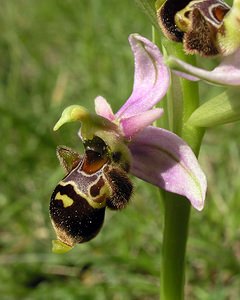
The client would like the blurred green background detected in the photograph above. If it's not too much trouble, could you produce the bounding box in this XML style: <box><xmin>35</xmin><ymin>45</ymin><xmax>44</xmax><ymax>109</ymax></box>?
<box><xmin>0</xmin><ymin>0</ymin><xmax>240</xmax><ymax>299</ymax></box>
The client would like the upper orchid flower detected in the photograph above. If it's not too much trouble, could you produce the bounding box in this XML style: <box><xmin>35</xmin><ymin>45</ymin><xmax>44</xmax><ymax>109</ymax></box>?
<box><xmin>158</xmin><ymin>0</ymin><xmax>240</xmax><ymax>86</ymax></box>
<box><xmin>50</xmin><ymin>34</ymin><xmax>207</xmax><ymax>253</ymax></box>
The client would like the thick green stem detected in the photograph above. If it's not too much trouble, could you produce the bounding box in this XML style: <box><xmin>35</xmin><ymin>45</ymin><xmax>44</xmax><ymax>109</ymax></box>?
<box><xmin>160</xmin><ymin>193</ymin><xmax>191</xmax><ymax>300</ymax></box>
<box><xmin>159</xmin><ymin>38</ymin><xmax>204</xmax><ymax>300</ymax></box>
<box><xmin>160</xmin><ymin>129</ymin><xmax>203</xmax><ymax>300</ymax></box>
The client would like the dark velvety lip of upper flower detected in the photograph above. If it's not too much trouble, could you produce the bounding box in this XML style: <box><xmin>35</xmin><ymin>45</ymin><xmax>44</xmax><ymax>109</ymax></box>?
<box><xmin>157</xmin><ymin>0</ymin><xmax>190</xmax><ymax>42</ymax></box>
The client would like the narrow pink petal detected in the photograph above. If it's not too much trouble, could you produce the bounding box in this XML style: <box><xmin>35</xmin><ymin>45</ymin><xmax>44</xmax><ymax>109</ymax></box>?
<box><xmin>94</xmin><ymin>96</ymin><xmax>115</xmax><ymax>121</ymax></box>
<box><xmin>168</xmin><ymin>50</ymin><xmax>240</xmax><ymax>86</ymax></box>
<box><xmin>129</xmin><ymin>126</ymin><xmax>207</xmax><ymax>211</ymax></box>
<box><xmin>115</xmin><ymin>34</ymin><xmax>170</xmax><ymax>119</ymax></box>
<box><xmin>120</xmin><ymin>108</ymin><xmax>163</xmax><ymax>138</ymax></box>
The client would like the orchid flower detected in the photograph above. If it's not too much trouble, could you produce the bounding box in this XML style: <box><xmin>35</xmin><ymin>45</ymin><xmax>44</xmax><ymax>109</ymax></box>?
<box><xmin>160</xmin><ymin>0</ymin><xmax>240</xmax><ymax>87</ymax></box>
<box><xmin>50</xmin><ymin>34</ymin><xmax>207</xmax><ymax>254</ymax></box>
<box><xmin>54</xmin><ymin>34</ymin><xmax>207</xmax><ymax>212</ymax></box>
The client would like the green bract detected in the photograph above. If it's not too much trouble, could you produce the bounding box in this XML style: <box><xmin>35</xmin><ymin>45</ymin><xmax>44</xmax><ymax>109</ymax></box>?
<box><xmin>187</xmin><ymin>89</ymin><xmax>240</xmax><ymax>127</ymax></box>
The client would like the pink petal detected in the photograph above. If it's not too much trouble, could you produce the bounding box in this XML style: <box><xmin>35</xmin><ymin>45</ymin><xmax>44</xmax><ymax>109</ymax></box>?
<box><xmin>94</xmin><ymin>96</ymin><xmax>115</xmax><ymax>121</ymax></box>
<box><xmin>115</xmin><ymin>34</ymin><xmax>170</xmax><ymax>119</ymax></box>
<box><xmin>120</xmin><ymin>108</ymin><xmax>163</xmax><ymax>138</ymax></box>
<box><xmin>129</xmin><ymin>126</ymin><xmax>207</xmax><ymax>211</ymax></box>
<box><xmin>168</xmin><ymin>49</ymin><xmax>240</xmax><ymax>86</ymax></box>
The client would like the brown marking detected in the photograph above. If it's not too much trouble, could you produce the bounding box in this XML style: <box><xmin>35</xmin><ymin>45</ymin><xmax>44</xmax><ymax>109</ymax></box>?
<box><xmin>93</xmin><ymin>194</ymin><xmax>107</xmax><ymax>204</ymax></box>
<box><xmin>90</xmin><ymin>177</ymin><xmax>105</xmax><ymax>197</ymax></box>
<box><xmin>212</xmin><ymin>6</ymin><xmax>229</xmax><ymax>22</ymax></box>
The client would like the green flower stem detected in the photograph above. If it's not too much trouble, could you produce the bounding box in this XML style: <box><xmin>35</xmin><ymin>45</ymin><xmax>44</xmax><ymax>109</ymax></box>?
<box><xmin>160</xmin><ymin>38</ymin><xmax>205</xmax><ymax>300</ymax></box>
<box><xmin>160</xmin><ymin>192</ymin><xmax>191</xmax><ymax>300</ymax></box>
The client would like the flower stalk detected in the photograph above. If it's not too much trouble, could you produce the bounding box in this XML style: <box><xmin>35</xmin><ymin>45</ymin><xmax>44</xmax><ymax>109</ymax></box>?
<box><xmin>160</xmin><ymin>35</ymin><xmax>204</xmax><ymax>300</ymax></box>
<box><xmin>160</xmin><ymin>192</ymin><xmax>191</xmax><ymax>300</ymax></box>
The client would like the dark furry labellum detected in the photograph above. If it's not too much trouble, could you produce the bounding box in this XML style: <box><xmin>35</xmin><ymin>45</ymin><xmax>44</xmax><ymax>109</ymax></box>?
<box><xmin>157</xmin><ymin>0</ymin><xmax>230</xmax><ymax>56</ymax></box>
<box><xmin>157</xmin><ymin>0</ymin><xmax>190</xmax><ymax>42</ymax></box>
<box><xmin>50</xmin><ymin>136</ymin><xmax>133</xmax><ymax>252</ymax></box>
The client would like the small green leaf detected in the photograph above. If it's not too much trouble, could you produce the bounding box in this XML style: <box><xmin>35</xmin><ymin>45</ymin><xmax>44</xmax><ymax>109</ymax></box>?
<box><xmin>187</xmin><ymin>89</ymin><xmax>240</xmax><ymax>127</ymax></box>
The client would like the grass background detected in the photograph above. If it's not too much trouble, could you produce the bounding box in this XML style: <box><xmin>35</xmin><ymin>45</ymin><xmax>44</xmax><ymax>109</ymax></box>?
<box><xmin>0</xmin><ymin>0</ymin><xmax>240</xmax><ymax>299</ymax></box>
